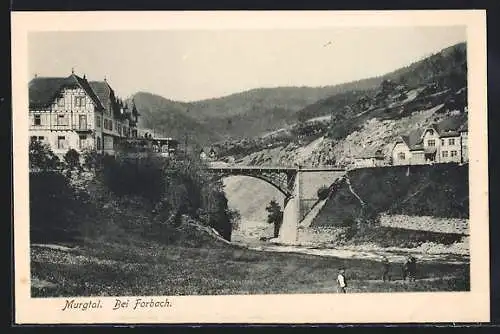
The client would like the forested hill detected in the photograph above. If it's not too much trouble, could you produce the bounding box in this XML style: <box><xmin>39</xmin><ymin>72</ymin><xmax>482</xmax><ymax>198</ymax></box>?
<box><xmin>131</xmin><ymin>80</ymin><xmax>385</xmax><ymax>142</ymax></box>
<box><xmin>132</xmin><ymin>92</ymin><xmax>223</xmax><ymax>145</ymax></box>
<box><xmin>296</xmin><ymin>42</ymin><xmax>467</xmax><ymax>122</ymax></box>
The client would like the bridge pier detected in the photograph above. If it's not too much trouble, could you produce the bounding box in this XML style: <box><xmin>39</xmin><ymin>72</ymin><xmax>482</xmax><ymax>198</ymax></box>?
<box><xmin>279</xmin><ymin>170</ymin><xmax>301</xmax><ymax>244</ymax></box>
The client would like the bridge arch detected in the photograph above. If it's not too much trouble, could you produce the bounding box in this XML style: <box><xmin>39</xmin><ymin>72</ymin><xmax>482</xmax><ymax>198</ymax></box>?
<box><xmin>207</xmin><ymin>167</ymin><xmax>298</xmax><ymax>198</ymax></box>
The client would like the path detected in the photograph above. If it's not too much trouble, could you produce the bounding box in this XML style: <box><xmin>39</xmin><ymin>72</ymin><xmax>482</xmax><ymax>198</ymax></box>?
<box><xmin>232</xmin><ymin>241</ymin><xmax>468</xmax><ymax>265</ymax></box>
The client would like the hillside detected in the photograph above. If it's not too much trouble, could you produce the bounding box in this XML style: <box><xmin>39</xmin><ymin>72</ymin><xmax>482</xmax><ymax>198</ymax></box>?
<box><xmin>311</xmin><ymin>164</ymin><xmax>469</xmax><ymax>228</ymax></box>
<box><xmin>130</xmin><ymin>42</ymin><xmax>465</xmax><ymax>142</ymax></box>
<box><xmin>295</xmin><ymin>42</ymin><xmax>466</xmax><ymax>122</ymax></box>
<box><xmin>212</xmin><ymin>42</ymin><xmax>467</xmax><ymax>169</ymax></box>
<box><xmin>131</xmin><ymin>92</ymin><xmax>223</xmax><ymax>145</ymax></box>
<box><xmin>132</xmin><ymin>83</ymin><xmax>384</xmax><ymax>141</ymax></box>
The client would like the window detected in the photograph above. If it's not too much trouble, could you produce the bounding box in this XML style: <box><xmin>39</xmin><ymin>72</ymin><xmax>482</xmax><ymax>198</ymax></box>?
<box><xmin>442</xmin><ymin>151</ymin><xmax>448</xmax><ymax>158</ymax></box>
<box><xmin>109</xmin><ymin>121</ymin><xmax>113</xmax><ymax>131</ymax></box>
<box><xmin>96</xmin><ymin>116</ymin><xmax>101</xmax><ymax>128</ymax></box>
<box><xmin>398</xmin><ymin>152</ymin><xmax>406</xmax><ymax>160</ymax></box>
<box><xmin>57</xmin><ymin>97</ymin><xmax>65</xmax><ymax>107</ymax></box>
<box><xmin>38</xmin><ymin>136</ymin><xmax>44</xmax><ymax>141</ymax></box>
<box><xmin>451</xmin><ymin>150</ymin><xmax>457</xmax><ymax>157</ymax></box>
<box><xmin>57</xmin><ymin>115</ymin><xmax>68</xmax><ymax>126</ymax></box>
<box><xmin>448</xmin><ymin>138</ymin><xmax>455</xmax><ymax>145</ymax></box>
<box><xmin>30</xmin><ymin>136</ymin><xmax>37</xmax><ymax>142</ymax></box>
<box><xmin>441</xmin><ymin>139</ymin><xmax>445</xmax><ymax>146</ymax></box>
<box><xmin>34</xmin><ymin>115</ymin><xmax>41</xmax><ymax>126</ymax></box>
<box><xmin>103</xmin><ymin>119</ymin><xmax>108</xmax><ymax>130</ymax></box>
<box><xmin>79</xmin><ymin>115</ymin><xmax>87</xmax><ymax>130</ymax></box>
<box><xmin>57</xmin><ymin>136</ymin><xmax>66</xmax><ymax>149</ymax></box>
<box><xmin>427</xmin><ymin>139</ymin><xmax>435</xmax><ymax>147</ymax></box>
<box><xmin>117</xmin><ymin>124</ymin><xmax>122</xmax><ymax>135</ymax></box>
<box><xmin>96</xmin><ymin>137</ymin><xmax>102</xmax><ymax>150</ymax></box>
<box><xmin>79</xmin><ymin>135</ymin><xmax>86</xmax><ymax>149</ymax></box>
<box><xmin>75</xmin><ymin>96</ymin><xmax>86</xmax><ymax>107</ymax></box>
<box><xmin>428</xmin><ymin>129</ymin><xmax>434</xmax><ymax>135</ymax></box>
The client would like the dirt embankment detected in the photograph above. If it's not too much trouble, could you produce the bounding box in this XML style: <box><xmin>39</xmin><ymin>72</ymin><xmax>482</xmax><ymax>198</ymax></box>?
<box><xmin>312</xmin><ymin>163</ymin><xmax>469</xmax><ymax>228</ymax></box>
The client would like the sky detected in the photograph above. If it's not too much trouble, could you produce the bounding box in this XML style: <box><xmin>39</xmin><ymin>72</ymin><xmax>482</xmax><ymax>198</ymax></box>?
<box><xmin>28</xmin><ymin>26</ymin><xmax>466</xmax><ymax>102</ymax></box>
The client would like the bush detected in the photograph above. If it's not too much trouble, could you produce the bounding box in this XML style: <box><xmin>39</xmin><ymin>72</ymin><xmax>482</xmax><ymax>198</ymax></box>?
<box><xmin>317</xmin><ymin>185</ymin><xmax>330</xmax><ymax>200</ymax></box>
<box><xmin>101</xmin><ymin>155</ymin><xmax>165</xmax><ymax>203</ymax></box>
<box><xmin>81</xmin><ymin>148</ymin><xmax>103</xmax><ymax>171</ymax></box>
<box><xmin>29</xmin><ymin>140</ymin><xmax>61</xmax><ymax>171</ymax></box>
<box><xmin>64</xmin><ymin>149</ymin><xmax>81</xmax><ymax>171</ymax></box>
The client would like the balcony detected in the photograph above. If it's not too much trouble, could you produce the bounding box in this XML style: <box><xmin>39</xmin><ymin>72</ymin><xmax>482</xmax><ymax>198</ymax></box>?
<box><xmin>74</xmin><ymin>125</ymin><xmax>92</xmax><ymax>132</ymax></box>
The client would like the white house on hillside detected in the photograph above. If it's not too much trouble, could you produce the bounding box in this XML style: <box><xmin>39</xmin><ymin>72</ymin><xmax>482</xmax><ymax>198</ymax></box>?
<box><xmin>391</xmin><ymin>114</ymin><xmax>468</xmax><ymax>165</ymax></box>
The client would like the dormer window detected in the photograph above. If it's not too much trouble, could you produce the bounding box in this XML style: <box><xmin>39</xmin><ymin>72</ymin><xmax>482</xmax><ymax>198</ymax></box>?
<box><xmin>57</xmin><ymin>97</ymin><xmax>65</xmax><ymax>107</ymax></box>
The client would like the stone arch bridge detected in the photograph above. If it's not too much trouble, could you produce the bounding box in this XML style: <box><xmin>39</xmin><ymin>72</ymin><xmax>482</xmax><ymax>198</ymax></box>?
<box><xmin>207</xmin><ymin>165</ymin><xmax>346</xmax><ymax>244</ymax></box>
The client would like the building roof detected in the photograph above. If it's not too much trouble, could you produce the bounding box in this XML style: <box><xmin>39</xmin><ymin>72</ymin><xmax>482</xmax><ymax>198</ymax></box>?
<box><xmin>397</xmin><ymin>128</ymin><xmax>424</xmax><ymax>151</ymax></box>
<box><xmin>355</xmin><ymin>148</ymin><xmax>385</xmax><ymax>159</ymax></box>
<box><xmin>88</xmin><ymin>81</ymin><xmax>113</xmax><ymax>111</ymax></box>
<box><xmin>435</xmin><ymin>113</ymin><xmax>468</xmax><ymax>135</ymax></box>
<box><xmin>29</xmin><ymin>74</ymin><xmax>104</xmax><ymax>110</ymax></box>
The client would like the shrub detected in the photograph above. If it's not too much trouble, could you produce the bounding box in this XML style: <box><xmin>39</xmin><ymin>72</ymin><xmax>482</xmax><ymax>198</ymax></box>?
<box><xmin>29</xmin><ymin>140</ymin><xmax>61</xmax><ymax>171</ymax></box>
<box><xmin>64</xmin><ymin>149</ymin><xmax>81</xmax><ymax>171</ymax></box>
<box><xmin>101</xmin><ymin>155</ymin><xmax>165</xmax><ymax>203</ymax></box>
<box><xmin>317</xmin><ymin>185</ymin><xmax>330</xmax><ymax>200</ymax></box>
<box><xmin>81</xmin><ymin>148</ymin><xmax>103</xmax><ymax>171</ymax></box>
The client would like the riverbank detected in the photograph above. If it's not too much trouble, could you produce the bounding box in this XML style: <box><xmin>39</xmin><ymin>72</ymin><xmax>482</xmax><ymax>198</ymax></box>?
<box><xmin>31</xmin><ymin>232</ymin><xmax>469</xmax><ymax>297</ymax></box>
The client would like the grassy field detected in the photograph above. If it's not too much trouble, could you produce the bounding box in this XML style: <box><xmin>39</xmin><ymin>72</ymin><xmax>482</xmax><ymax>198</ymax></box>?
<box><xmin>31</xmin><ymin>235</ymin><xmax>469</xmax><ymax>297</ymax></box>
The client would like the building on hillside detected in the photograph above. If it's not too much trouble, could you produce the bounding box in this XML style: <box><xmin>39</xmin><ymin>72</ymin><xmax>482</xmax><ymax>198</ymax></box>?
<box><xmin>353</xmin><ymin>148</ymin><xmax>386</xmax><ymax>168</ymax></box>
<box><xmin>209</xmin><ymin>148</ymin><xmax>217</xmax><ymax>160</ymax></box>
<box><xmin>150</xmin><ymin>137</ymin><xmax>179</xmax><ymax>157</ymax></box>
<box><xmin>391</xmin><ymin>114</ymin><xmax>468</xmax><ymax>165</ymax></box>
<box><xmin>29</xmin><ymin>71</ymin><xmax>140</xmax><ymax>157</ymax></box>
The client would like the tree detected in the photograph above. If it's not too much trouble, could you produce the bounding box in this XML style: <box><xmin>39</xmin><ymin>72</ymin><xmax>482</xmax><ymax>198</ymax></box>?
<box><xmin>29</xmin><ymin>140</ymin><xmax>61</xmax><ymax>171</ymax></box>
<box><xmin>64</xmin><ymin>149</ymin><xmax>81</xmax><ymax>171</ymax></box>
<box><xmin>227</xmin><ymin>209</ymin><xmax>241</xmax><ymax>232</ymax></box>
<box><xmin>81</xmin><ymin>148</ymin><xmax>103</xmax><ymax>171</ymax></box>
<box><xmin>380</xmin><ymin>79</ymin><xmax>396</xmax><ymax>96</ymax></box>
<box><xmin>266</xmin><ymin>199</ymin><xmax>283</xmax><ymax>238</ymax></box>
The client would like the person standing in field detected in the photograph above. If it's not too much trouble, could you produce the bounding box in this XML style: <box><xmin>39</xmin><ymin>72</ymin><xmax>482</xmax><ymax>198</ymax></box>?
<box><xmin>407</xmin><ymin>256</ymin><xmax>417</xmax><ymax>282</ymax></box>
<box><xmin>337</xmin><ymin>268</ymin><xmax>347</xmax><ymax>293</ymax></box>
<box><xmin>402</xmin><ymin>255</ymin><xmax>411</xmax><ymax>281</ymax></box>
<box><xmin>402</xmin><ymin>255</ymin><xmax>417</xmax><ymax>282</ymax></box>
<box><xmin>381</xmin><ymin>256</ymin><xmax>391</xmax><ymax>282</ymax></box>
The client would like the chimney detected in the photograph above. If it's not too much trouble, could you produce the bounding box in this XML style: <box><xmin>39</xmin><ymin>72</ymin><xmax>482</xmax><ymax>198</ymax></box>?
<box><xmin>71</xmin><ymin>67</ymin><xmax>74</xmax><ymax>74</ymax></box>
<box><xmin>83</xmin><ymin>74</ymin><xmax>86</xmax><ymax>80</ymax></box>
<box><xmin>34</xmin><ymin>73</ymin><xmax>37</xmax><ymax>78</ymax></box>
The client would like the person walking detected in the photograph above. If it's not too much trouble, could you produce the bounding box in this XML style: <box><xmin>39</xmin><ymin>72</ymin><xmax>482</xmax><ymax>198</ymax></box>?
<box><xmin>408</xmin><ymin>256</ymin><xmax>417</xmax><ymax>282</ymax></box>
<box><xmin>402</xmin><ymin>256</ymin><xmax>411</xmax><ymax>281</ymax></box>
<box><xmin>381</xmin><ymin>256</ymin><xmax>391</xmax><ymax>282</ymax></box>
<box><xmin>337</xmin><ymin>268</ymin><xmax>347</xmax><ymax>293</ymax></box>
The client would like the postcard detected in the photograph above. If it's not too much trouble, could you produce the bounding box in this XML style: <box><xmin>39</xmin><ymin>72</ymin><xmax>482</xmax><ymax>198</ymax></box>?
<box><xmin>12</xmin><ymin>10</ymin><xmax>489</xmax><ymax>324</ymax></box>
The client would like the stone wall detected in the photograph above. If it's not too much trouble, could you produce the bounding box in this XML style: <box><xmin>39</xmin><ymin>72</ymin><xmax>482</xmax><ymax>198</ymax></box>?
<box><xmin>379</xmin><ymin>213</ymin><xmax>468</xmax><ymax>235</ymax></box>
<box><xmin>297</xmin><ymin>226</ymin><xmax>343</xmax><ymax>245</ymax></box>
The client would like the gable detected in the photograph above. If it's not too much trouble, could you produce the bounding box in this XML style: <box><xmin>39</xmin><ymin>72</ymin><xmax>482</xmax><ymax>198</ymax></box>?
<box><xmin>29</xmin><ymin>74</ymin><xmax>104</xmax><ymax>110</ymax></box>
